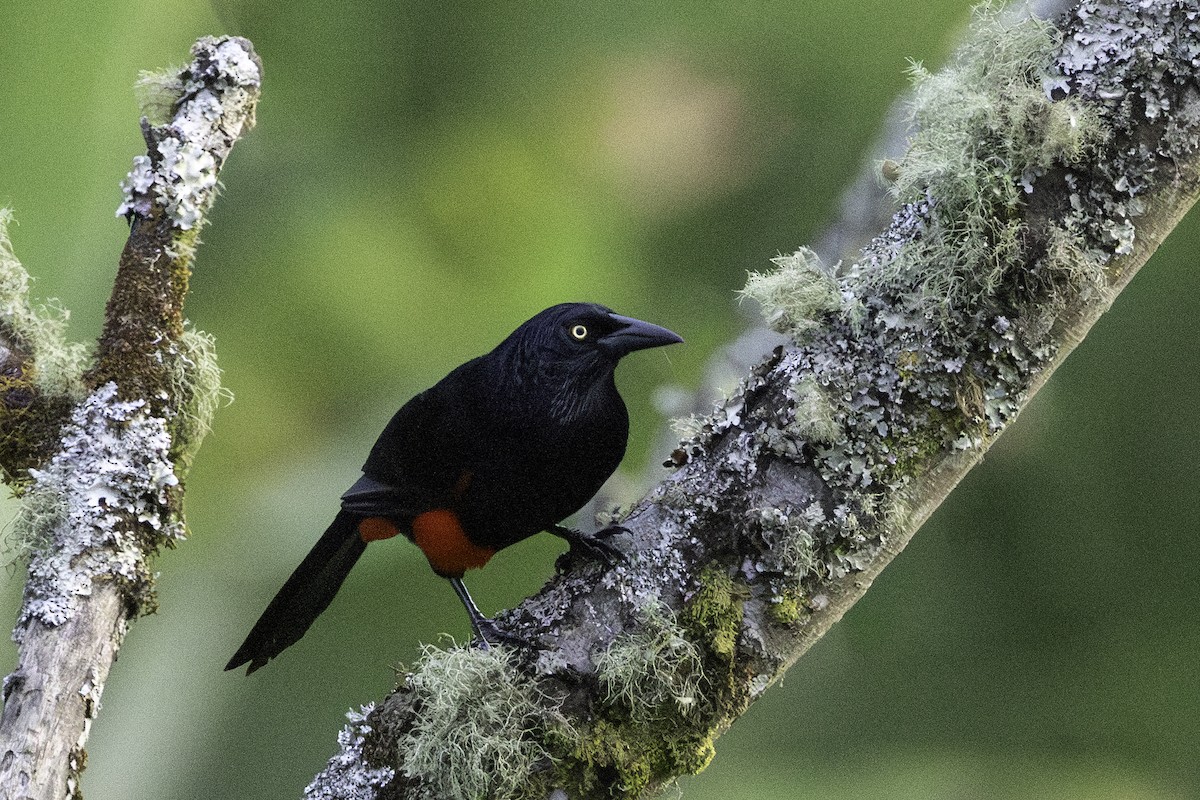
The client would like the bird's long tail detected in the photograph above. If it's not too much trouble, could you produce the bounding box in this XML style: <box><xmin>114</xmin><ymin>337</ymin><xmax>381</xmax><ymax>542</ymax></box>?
<box><xmin>226</xmin><ymin>510</ymin><xmax>366</xmax><ymax>674</ymax></box>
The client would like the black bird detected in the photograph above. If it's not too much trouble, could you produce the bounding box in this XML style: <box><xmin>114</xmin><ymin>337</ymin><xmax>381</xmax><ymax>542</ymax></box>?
<box><xmin>226</xmin><ymin>303</ymin><xmax>682</xmax><ymax>674</ymax></box>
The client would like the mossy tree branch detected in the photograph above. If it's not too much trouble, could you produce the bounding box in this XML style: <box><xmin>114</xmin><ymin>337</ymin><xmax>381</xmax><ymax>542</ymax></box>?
<box><xmin>303</xmin><ymin>2</ymin><xmax>1200</xmax><ymax>799</ymax></box>
<box><xmin>0</xmin><ymin>37</ymin><xmax>259</xmax><ymax>800</ymax></box>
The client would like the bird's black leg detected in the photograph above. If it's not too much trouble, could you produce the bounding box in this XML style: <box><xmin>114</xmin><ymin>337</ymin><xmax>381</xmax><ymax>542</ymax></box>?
<box><xmin>549</xmin><ymin>524</ymin><xmax>629</xmax><ymax>566</ymax></box>
<box><xmin>448</xmin><ymin>577</ymin><xmax>526</xmax><ymax>650</ymax></box>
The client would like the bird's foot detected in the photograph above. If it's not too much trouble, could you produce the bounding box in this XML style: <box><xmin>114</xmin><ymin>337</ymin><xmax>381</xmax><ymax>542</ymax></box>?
<box><xmin>451</xmin><ymin>576</ymin><xmax>531</xmax><ymax>651</ymax></box>
<box><xmin>551</xmin><ymin>524</ymin><xmax>629</xmax><ymax>567</ymax></box>
<box><xmin>469</xmin><ymin>617</ymin><xmax>530</xmax><ymax>651</ymax></box>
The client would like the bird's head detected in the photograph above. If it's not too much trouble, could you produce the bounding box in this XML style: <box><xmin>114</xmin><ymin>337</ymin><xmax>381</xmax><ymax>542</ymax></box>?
<box><xmin>514</xmin><ymin>302</ymin><xmax>682</xmax><ymax>363</ymax></box>
<box><xmin>500</xmin><ymin>302</ymin><xmax>683</xmax><ymax>420</ymax></box>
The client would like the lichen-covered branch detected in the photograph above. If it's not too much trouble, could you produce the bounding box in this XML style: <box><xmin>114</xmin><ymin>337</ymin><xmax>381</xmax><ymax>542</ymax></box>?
<box><xmin>304</xmin><ymin>3</ymin><xmax>1200</xmax><ymax>799</ymax></box>
<box><xmin>0</xmin><ymin>37</ymin><xmax>259</xmax><ymax>800</ymax></box>
<box><xmin>92</xmin><ymin>37</ymin><xmax>260</xmax><ymax>419</ymax></box>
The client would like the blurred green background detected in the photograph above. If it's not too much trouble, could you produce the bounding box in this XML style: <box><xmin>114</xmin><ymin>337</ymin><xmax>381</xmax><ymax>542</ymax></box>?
<box><xmin>1</xmin><ymin>1</ymin><xmax>1197</xmax><ymax>798</ymax></box>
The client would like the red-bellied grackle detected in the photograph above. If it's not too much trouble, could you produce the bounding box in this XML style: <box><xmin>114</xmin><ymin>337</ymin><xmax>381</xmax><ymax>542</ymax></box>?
<box><xmin>226</xmin><ymin>302</ymin><xmax>682</xmax><ymax>674</ymax></box>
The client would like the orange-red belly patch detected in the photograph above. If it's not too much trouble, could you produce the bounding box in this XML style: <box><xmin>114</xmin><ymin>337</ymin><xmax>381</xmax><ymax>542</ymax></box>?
<box><xmin>358</xmin><ymin>517</ymin><xmax>400</xmax><ymax>542</ymax></box>
<box><xmin>412</xmin><ymin>508</ymin><xmax>495</xmax><ymax>578</ymax></box>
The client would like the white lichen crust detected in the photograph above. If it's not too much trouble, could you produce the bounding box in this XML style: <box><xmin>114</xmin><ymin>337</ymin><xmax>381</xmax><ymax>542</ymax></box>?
<box><xmin>1054</xmin><ymin>0</ymin><xmax>1200</xmax><ymax>254</ymax></box>
<box><xmin>117</xmin><ymin>37</ymin><xmax>261</xmax><ymax>229</ymax></box>
<box><xmin>304</xmin><ymin>705</ymin><xmax>395</xmax><ymax>800</ymax></box>
<box><xmin>14</xmin><ymin>382</ymin><xmax>183</xmax><ymax>638</ymax></box>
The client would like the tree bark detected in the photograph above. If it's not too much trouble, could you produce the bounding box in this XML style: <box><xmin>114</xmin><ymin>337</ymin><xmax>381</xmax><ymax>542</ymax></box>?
<box><xmin>302</xmin><ymin>2</ymin><xmax>1200</xmax><ymax>798</ymax></box>
<box><xmin>0</xmin><ymin>37</ymin><xmax>260</xmax><ymax>800</ymax></box>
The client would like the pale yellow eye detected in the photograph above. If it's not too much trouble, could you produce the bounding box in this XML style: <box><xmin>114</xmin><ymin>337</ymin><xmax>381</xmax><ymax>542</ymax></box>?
<box><xmin>570</xmin><ymin>324</ymin><xmax>588</xmax><ymax>340</ymax></box>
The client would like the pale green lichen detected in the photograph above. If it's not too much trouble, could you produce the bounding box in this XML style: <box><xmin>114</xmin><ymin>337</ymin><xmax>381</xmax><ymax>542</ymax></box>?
<box><xmin>669</xmin><ymin>413</ymin><xmax>707</xmax><ymax>443</ymax></box>
<box><xmin>0</xmin><ymin>209</ymin><xmax>88</xmax><ymax>399</ymax></box>
<box><xmin>133</xmin><ymin>68</ymin><xmax>185</xmax><ymax>127</ymax></box>
<box><xmin>875</xmin><ymin>3</ymin><xmax>1107</xmax><ymax>319</ymax></box>
<box><xmin>785</xmin><ymin>375</ymin><xmax>839</xmax><ymax>444</ymax></box>
<box><xmin>556</xmin><ymin>570</ymin><xmax>747</xmax><ymax>798</ymax></box>
<box><xmin>742</xmin><ymin>247</ymin><xmax>842</xmax><ymax>337</ymax></box>
<box><xmin>167</xmin><ymin>326</ymin><xmax>230</xmax><ymax>472</ymax></box>
<box><xmin>595</xmin><ymin>600</ymin><xmax>705</xmax><ymax>722</ymax></box>
<box><xmin>752</xmin><ymin>505</ymin><xmax>819</xmax><ymax>585</ymax></box>
<box><xmin>400</xmin><ymin>644</ymin><xmax>566</xmax><ymax>800</ymax></box>
<box><xmin>4</xmin><ymin>480</ymin><xmax>68</xmax><ymax>564</ymax></box>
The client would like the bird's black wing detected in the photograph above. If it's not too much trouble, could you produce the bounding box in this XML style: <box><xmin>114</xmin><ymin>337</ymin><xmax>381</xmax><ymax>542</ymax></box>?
<box><xmin>359</xmin><ymin>364</ymin><xmax>486</xmax><ymax>498</ymax></box>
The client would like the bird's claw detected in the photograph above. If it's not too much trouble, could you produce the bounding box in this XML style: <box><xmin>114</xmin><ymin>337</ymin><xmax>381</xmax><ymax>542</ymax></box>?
<box><xmin>469</xmin><ymin>618</ymin><xmax>529</xmax><ymax>651</ymax></box>
<box><xmin>552</xmin><ymin>524</ymin><xmax>629</xmax><ymax>567</ymax></box>
<box><xmin>452</xmin><ymin>576</ymin><xmax>531</xmax><ymax>650</ymax></box>
<box><xmin>593</xmin><ymin>524</ymin><xmax>630</xmax><ymax>540</ymax></box>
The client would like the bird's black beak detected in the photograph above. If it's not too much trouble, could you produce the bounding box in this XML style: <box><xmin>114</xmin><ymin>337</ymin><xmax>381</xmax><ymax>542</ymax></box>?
<box><xmin>599</xmin><ymin>313</ymin><xmax>684</xmax><ymax>358</ymax></box>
